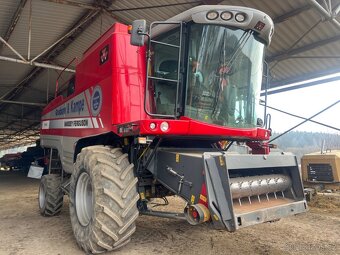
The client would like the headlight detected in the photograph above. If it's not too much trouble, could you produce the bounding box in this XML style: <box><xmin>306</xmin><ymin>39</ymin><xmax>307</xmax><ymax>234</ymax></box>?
<box><xmin>235</xmin><ymin>13</ymin><xmax>247</xmax><ymax>22</ymax></box>
<box><xmin>149</xmin><ymin>122</ymin><xmax>156</xmax><ymax>130</ymax></box>
<box><xmin>160</xmin><ymin>122</ymin><xmax>169</xmax><ymax>132</ymax></box>
<box><xmin>206</xmin><ymin>11</ymin><xmax>219</xmax><ymax>20</ymax></box>
<box><xmin>221</xmin><ymin>11</ymin><xmax>233</xmax><ymax>21</ymax></box>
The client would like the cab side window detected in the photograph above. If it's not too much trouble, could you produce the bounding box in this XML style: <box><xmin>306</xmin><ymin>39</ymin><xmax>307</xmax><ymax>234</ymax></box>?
<box><xmin>148</xmin><ymin>28</ymin><xmax>180</xmax><ymax>116</ymax></box>
<box><xmin>57</xmin><ymin>75</ymin><xmax>75</xmax><ymax>98</ymax></box>
<box><xmin>67</xmin><ymin>76</ymin><xmax>75</xmax><ymax>97</ymax></box>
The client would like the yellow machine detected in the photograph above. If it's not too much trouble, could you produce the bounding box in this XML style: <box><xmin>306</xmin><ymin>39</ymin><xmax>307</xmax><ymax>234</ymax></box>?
<box><xmin>301</xmin><ymin>150</ymin><xmax>340</xmax><ymax>190</ymax></box>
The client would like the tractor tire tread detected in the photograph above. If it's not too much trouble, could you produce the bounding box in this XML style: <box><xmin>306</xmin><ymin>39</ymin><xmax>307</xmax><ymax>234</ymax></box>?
<box><xmin>70</xmin><ymin>145</ymin><xmax>139</xmax><ymax>254</ymax></box>
<box><xmin>39</xmin><ymin>174</ymin><xmax>64</xmax><ymax>216</ymax></box>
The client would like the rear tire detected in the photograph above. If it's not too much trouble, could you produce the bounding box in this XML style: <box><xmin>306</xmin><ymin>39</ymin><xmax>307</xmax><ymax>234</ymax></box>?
<box><xmin>39</xmin><ymin>174</ymin><xmax>64</xmax><ymax>216</ymax></box>
<box><xmin>69</xmin><ymin>146</ymin><xmax>139</xmax><ymax>254</ymax></box>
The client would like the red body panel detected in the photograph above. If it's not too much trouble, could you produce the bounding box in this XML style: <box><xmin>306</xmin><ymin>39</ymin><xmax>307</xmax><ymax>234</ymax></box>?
<box><xmin>41</xmin><ymin>23</ymin><xmax>269</xmax><ymax>142</ymax></box>
<box><xmin>134</xmin><ymin>119</ymin><xmax>270</xmax><ymax>140</ymax></box>
<box><xmin>111</xmin><ymin>31</ymin><xmax>147</xmax><ymax>124</ymax></box>
<box><xmin>41</xmin><ymin>24</ymin><xmax>147</xmax><ymax>138</ymax></box>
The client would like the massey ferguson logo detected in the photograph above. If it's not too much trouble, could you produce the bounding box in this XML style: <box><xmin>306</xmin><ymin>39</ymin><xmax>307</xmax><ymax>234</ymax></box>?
<box><xmin>99</xmin><ymin>45</ymin><xmax>109</xmax><ymax>65</ymax></box>
<box><xmin>91</xmin><ymin>86</ymin><xmax>102</xmax><ymax>116</ymax></box>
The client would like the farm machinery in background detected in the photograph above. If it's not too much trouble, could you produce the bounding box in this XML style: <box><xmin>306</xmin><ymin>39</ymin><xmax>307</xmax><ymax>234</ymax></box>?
<box><xmin>38</xmin><ymin>5</ymin><xmax>307</xmax><ymax>254</ymax></box>
<box><xmin>0</xmin><ymin>153</ymin><xmax>22</xmax><ymax>171</ymax></box>
<box><xmin>302</xmin><ymin>149</ymin><xmax>340</xmax><ymax>200</ymax></box>
<box><xmin>0</xmin><ymin>140</ymin><xmax>45</xmax><ymax>172</ymax></box>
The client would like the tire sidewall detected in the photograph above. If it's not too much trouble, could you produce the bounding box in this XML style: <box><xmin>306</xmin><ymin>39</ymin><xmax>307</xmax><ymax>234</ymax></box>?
<box><xmin>70</xmin><ymin>154</ymin><xmax>96</xmax><ymax>244</ymax></box>
<box><xmin>38</xmin><ymin>179</ymin><xmax>47</xmax><ymax>213</ymax></box>
<box><xmin>75</xmin><ymin>168</ymin><xmax>95</xmax><ymax>227</ymax></box>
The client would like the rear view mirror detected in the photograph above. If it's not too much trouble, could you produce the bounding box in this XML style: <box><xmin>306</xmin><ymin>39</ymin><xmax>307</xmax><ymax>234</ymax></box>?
<box><xmin>130</xmin><ymin>20</ymin><xmax>147</xmax><ymax>46</ymax></box>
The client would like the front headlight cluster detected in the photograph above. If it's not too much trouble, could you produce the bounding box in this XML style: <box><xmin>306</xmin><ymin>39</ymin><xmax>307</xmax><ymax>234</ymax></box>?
<box><xmin>206</xmin><ymin>10</ymin><xmax>247</xmax><ymax>22</ymax></box>
<box><xmin>149</xmin><ymin>121</ymin><xmax>170</xmax><ymax>132</ymax></box>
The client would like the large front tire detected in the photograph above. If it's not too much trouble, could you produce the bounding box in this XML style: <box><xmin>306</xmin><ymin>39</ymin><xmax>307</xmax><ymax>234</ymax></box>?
<box><xmin>70</xmin><ymin>146</ymin><xmax>139</xmax><ymax>254</ymax></box>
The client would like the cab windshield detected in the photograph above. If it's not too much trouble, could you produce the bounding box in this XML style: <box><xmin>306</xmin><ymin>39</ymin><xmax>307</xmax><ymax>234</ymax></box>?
<box><xmin>185</xmin><ymin>24</ymin><xmax>265</xmax><ymax>128</ymax></box>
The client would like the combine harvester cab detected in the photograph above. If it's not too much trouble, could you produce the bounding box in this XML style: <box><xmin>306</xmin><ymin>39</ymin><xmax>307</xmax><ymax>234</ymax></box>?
<box><xmin>129</xmin><ymin>5</ymin><xmax>307</xmax><ymax>230</ymax></box>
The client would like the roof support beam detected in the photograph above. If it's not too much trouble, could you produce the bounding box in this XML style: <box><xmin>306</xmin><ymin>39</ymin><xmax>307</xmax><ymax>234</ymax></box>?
<box><xmin>283</xmin><ymin>55</ymin><xmax>340</xmax><ymax>59</ymax></box>
<box><xmin>0</xmin><ymin>9</ymin><xmax>102</xmax><ymax>149</ymax></box>
<box><xmin>43</xmin><ymin>10</ymin><xmax>101</xmax><ymax>62</ymax></box>
<box><xmin>0</xmin><ymin>36</ymin><xmax>26</xmax><ymax>61</ymax></box>
<box><xmin>0</xmin><ymin>9</ymin><xmax>100</xmax><ymax>103</ymax></box>
<box><xmin>0</xmin><ymin>119</ymin><xmax>40</xmax><ymax>124</ymax></box>
<box><xmin>27</xmin><ymin>0</ymin><xmax>32</xmax><ymax>60</ymax></box>
<box><xmin>0</xmin><ymin>67</ymin><xmax>40</xmax><ymax>101</ymax></box>
<box><xmin>0</xmin><ymin>55</ymin><xmax>75</xmax><ymax>72</ymax></box>
<box><xmin>0</xmin><ymin>99</ymin><xmax>46</xmax><ymax>107</ymax></box>
<box><xmin>273</xmin><ymin>5</ymin><xmax>312</xmax><ymax>24</ymax></box>
<box><xmin>0</xmin><ymin>122</ymin><xmax>40</xmax><ymax>144</ymax></box>
<box><xmin>0</xmin><ymin>127</ymin><xmax>38</xmax><ymax>133</ymax></box>
<box><xmin>308</xmin><ymin>0</ymin><xmax>340</xmax><ymax>30</ymax></box>
<box><xmin>0</xmin><ymin>133</ymin><xmax>39</xmax><ymax>147</ymax></box>
<box><xmin>334</xmin><ymin>3</ymin><xmax>340</xmax><ymax>15</ymax></box>
<box><xmin>0</xmin><ymin>3</ymin><xmax>94</xmax><ymax>70</ymax></box>
<box><xmin>9</xmin><ymin>134</ymin><xmax>39</xmax><ymax>138</ymax></box>
<box><xmin>269</xmin><ymin>18</ymin><xmax>322</xmax><ymax>71</ymax></box>
<box><xmin>270</xmin><ymin>66</ymin><xmax>340</xmax><ymax>87</ymax></box>
<box><xmin>0</xmin><ymin>2</ymin><xmax>108</xmax><ymax>150</ymax></box>
<box><xmin>41</xmin><ymin>0</ymin><xmax>100</xmax><ymax>10</ymax></box>
<box><xmin>108</xmin><ymin>1</ymin><xmax>201</xmax><ymax>12</ymax></box>
<box><xmin>102</xmin><ymin>9</ymin><xmax>129</xmax><ymax>25</ymax></box>
<box><xmin>30</xmin><ymin>10</ymin><xmax>99</xmax><ymax>63</ymax></box>
<box><xmin>263</xmin><ymin>75</ymin><xmax>340</xmax><ymax>95</ymax></box>
<box><xmin>267</xmin><ymin>34</ymin><xmax>340</xmax><ymax>62</ymax></box>
<box><xmin>0</xmin><ymin>0</ymin><xmax>27</xmax><ymax>52</ymax></box>
<box><xmin>201</xmin><ymin>0</ymin><xmax>224</xmax><ymax>4</ymax></box>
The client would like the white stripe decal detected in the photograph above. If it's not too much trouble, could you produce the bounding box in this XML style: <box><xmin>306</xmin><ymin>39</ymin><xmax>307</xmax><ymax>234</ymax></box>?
<box><xmin>98</xmin><ymin>118</ymin><xmax>104</xmax><ymax>128</ymax></box>
<box><xmin>92</xmin><ymin>118</ymin><xmax>99</xmax><ymax>128</ymax></box>
<box><xmin>85</xmin><ymin>89</ymin><xmax>91</xmax><ymax>105</ymax></box>
<box><xmin>84</xmin><ymin>89</ymin><xmax>95</xmax><ymax>128</ymax></box>
<box><xmin>43</xmin><ymin>118</ymin><xmax>94</xmax><ymax>129</ymax></box>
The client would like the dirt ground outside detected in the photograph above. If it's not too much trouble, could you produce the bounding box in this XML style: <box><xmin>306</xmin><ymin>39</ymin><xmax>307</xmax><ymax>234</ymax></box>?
<box><xmin>0</xmin><ymin>171</ymin><xmax>339</xmax><ymax>255</ymax></box>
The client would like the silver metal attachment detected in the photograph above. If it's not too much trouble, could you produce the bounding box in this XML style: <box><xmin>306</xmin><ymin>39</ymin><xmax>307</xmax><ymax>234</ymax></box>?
<box><xmin>75</xmin><ymin>172</ymin><xmax>93</xmax><ymax>226</ymax></box>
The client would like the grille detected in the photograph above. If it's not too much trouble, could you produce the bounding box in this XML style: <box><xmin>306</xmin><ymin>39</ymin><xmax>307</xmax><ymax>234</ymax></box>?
<box><xmin>307</xmin><ymin>164</ymin><xmax>334</xmax><ymax>182</ymax></box>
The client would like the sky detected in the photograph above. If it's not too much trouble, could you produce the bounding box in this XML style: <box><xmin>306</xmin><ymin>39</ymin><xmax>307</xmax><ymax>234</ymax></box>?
<box><xmin>261</xmin><ymin>74</ymin><xmax>340</xmax><ymax>134</ymax></box>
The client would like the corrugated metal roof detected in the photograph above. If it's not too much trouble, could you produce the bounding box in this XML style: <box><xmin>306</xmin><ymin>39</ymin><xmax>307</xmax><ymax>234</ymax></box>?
<box><xmin>1</xmin><ymin>0</ymin><xmax>86</xmax><ymax>58</ymax></box>
<box><xmin>111</xmin><ymin>0</ymin><xmax>200</xmax><ymax>23</ymax></box>
<box><xmin>0</xmin><ymin>0</ymin><xmax>340</xmax><ymax>149</ymax></box>
<box><xmin>56</xmin><ymin>12</ymin><xmax>116</xmax><ymax>67</ymax></box>
<box><xmin>0</xmin><ymin>0</ymin><xmax>19</xmax><ymax>37</ymax></box>
<box><xmin>0</xmin><ymin>62</ymin><xmax>31</xmax><ymax>87</ymax></box>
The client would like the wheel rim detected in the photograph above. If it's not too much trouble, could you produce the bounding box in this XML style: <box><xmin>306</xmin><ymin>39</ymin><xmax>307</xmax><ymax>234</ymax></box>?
<box><xmin>39</xmin><ymin>182</ymin><xmax>46</xmax><ymax>210</ymax></box>
<box><xmin>75</xmin><ymin>172</ymin><xmax>93</xmax><ymax>226</ymax></box>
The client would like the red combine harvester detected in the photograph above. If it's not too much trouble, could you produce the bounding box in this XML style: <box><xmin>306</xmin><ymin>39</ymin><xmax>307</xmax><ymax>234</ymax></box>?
<box><xmin>39</xmin><ymin>5</ymin><xmax>307</xmax><ymax>254</ymax></box>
